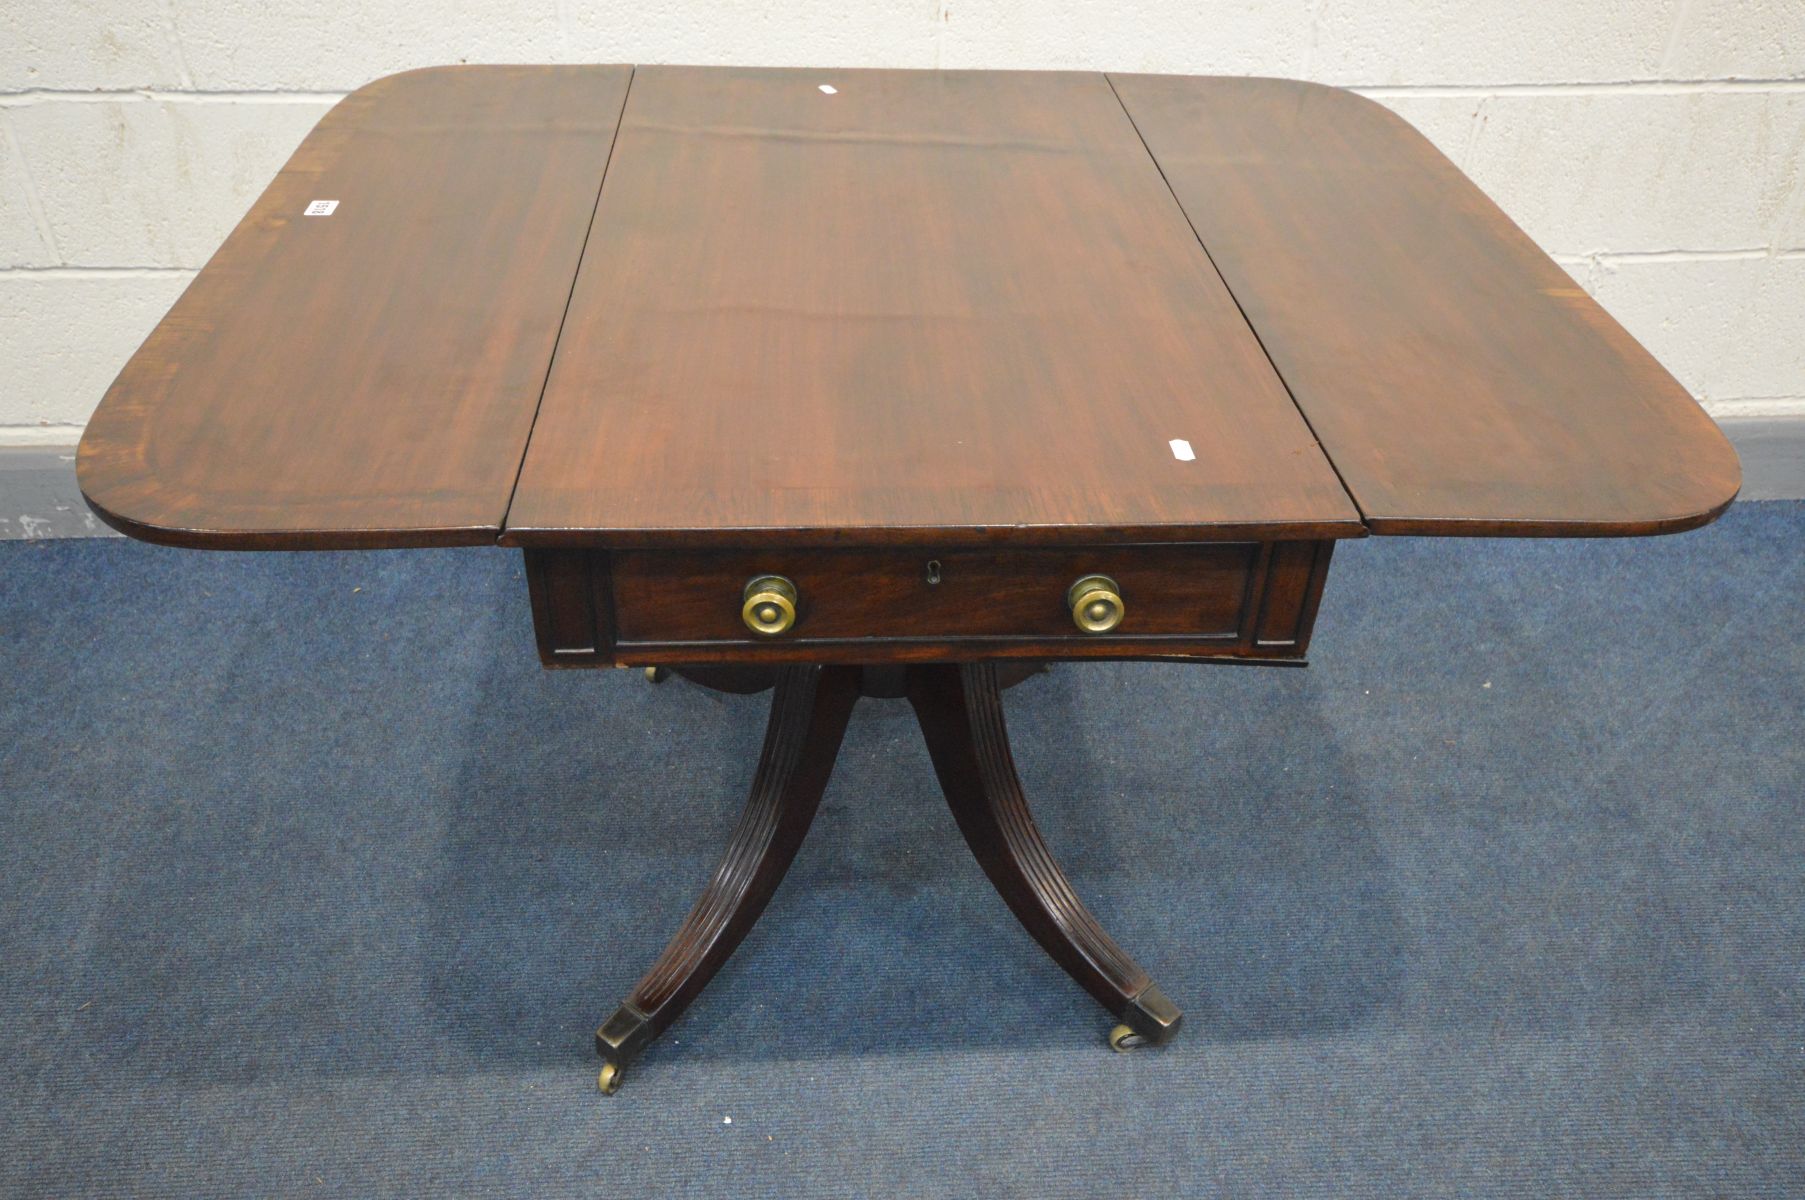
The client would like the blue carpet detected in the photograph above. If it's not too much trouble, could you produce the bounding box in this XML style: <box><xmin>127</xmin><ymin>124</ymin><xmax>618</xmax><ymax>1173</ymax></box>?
<box><xmin>1</xmin><ymin>503</ymin><xmax>1801</xmax><ymax>1198</ymax></box>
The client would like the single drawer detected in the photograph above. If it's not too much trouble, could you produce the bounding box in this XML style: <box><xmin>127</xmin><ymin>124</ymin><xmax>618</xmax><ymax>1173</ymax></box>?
<box><xmin>615</xmin><ymin>544</ymin><xmax>1255</xmax><ymax>644</ymax></box>
<box><xmin>525</xmin><ymin>541</ymin><xmax>1336</xmax><ymax>666</ymax></box>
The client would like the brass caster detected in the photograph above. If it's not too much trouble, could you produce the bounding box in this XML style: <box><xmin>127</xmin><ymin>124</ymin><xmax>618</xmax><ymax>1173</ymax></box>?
<box><xmin>598</xmin><ymin>1062</ymin><xmax>624</xmax><ymax>1094</ymax></box>
<box><xmin>643</xmin><ymin>666</ymin><xmax>669</xmax><ymax>684</ymax></box>
<box><xmin>1108</xmin><ymin>1023</ymin><xmax>1147</xmax><ymax>1053</ymax></box>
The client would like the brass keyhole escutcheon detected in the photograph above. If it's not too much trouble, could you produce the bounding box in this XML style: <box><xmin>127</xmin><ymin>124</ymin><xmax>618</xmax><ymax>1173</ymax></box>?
<box><xmin>742</xmin><ymin>575</ymin><xmax>798</xmax><ymax>637</ymax></box>
<box><xmin>1067</xmin><ymin>574</ymin><xmax>1124</xmax><ymax>634</ymax></box>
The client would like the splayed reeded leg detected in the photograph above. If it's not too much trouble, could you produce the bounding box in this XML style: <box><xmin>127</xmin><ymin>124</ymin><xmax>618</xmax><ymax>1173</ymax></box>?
<box><xmin>906</xmin><ymin>662</ymin><xmax>1182</xmax><ymax>1049</ymax></box>
<box><xmin>595</xmin><ymin>664</ymin><xmax>859</xmax><ymax>1093</ymax></box>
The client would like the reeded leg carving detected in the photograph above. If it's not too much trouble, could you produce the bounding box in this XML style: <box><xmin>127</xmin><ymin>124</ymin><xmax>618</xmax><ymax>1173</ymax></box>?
<box><xmin>596</xmin><ymin>664</ymin><xmax>859</xmax><ymax>1092</ymax></box>
<box><xmin>906</xmin><ymin>662</ymin><xmax>1182</xmax><ymax>1047</ymax></box>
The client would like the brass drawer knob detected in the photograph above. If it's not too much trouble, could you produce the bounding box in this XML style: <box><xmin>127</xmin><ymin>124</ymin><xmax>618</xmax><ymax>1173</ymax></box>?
<box><xmin>742</xmin><ymin>575</ymin><xmax>798</xmax><ymax>636</ymax></box>
<box><xmin>1067</xmin><ymin>574</ymin><xmax>1124</xmax><ymax>634</ymax></box>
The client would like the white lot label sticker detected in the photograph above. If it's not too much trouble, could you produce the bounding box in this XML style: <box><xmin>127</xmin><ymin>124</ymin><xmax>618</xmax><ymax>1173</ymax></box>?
<box><xmin>1169</xmin><ymin>438</ymin><xmax>1196</xmax><ymax>462</ymax></box>
<box><xmin>304</xmin><ymin>199</ymin><xmax>339</xmax><ymax>216</ymax></box>
<box><xmin>818</xmin><ymin>84</ymin><xmax>837</xmax><ymax>94</ymax></box>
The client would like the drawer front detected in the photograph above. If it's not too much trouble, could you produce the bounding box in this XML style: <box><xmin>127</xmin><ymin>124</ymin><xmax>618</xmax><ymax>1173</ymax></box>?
<box><xmin>526</xmin><ymin>542</ymin><xmax>1335</xmax><ymax>666</ymax></box>
<box><xmin>616</xmin><ymin>545</ymin><xmax>1254</xmax><ymax>644</ymax></box>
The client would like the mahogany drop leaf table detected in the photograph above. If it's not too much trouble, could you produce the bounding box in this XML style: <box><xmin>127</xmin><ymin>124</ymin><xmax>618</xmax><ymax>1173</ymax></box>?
<box><xmin>78</xmin><ymin>66</ymin><xmax>1740</xmax><ymax>1094</ymax></box>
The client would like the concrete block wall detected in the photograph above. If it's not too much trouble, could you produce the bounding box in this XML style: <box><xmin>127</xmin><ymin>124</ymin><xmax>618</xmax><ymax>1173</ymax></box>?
<box><xmin>2</xmin><ymin>1</ymin><xmax>1801</xmax><ymax>445</ymax></box>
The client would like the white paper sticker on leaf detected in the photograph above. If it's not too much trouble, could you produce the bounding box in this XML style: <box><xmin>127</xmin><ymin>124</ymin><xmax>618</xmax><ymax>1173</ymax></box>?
<box><xmin>1169</xmin><ymin>438</ymin><xmax>1195</xmax><ymax>462</ymax></box>
<box><xmin>304</xmin><ymin>199</ymin><xmax>338</xmax><ymax>217</ymax></box>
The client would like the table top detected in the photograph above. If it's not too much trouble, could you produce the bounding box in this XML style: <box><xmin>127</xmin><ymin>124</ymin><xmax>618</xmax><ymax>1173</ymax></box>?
<box><xmin>77</xmin><ymin>65</ymin><xmax>1740</xmax><ymax>551</ymax></box>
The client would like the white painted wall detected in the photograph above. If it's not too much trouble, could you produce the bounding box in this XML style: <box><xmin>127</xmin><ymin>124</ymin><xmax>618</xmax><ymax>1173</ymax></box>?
<box><xmin>2</xmin><ymin>1</ymin><xmax>1802</xmax><ymax>445</ymax></box>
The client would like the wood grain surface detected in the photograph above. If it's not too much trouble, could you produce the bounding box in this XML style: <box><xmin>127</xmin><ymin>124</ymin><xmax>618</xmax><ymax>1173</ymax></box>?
<box><xmin>501</xmin><ymin>66</ymin><xmax>1363</xmax><ymax>548</ymax></box>
<box><xmin>1110</xmin><ymin>73</ymin><xmax>1742</xmax><ymax>536</ymax></box>
<box><xmin>79</xmin><ymin>66</ymin><xmax>1740</xmax><ymax>553</ymax></box>
<box><xmin>77</xmin><ymin>65</ymin><xmax>632</xmax><ymax>548</ymax></box>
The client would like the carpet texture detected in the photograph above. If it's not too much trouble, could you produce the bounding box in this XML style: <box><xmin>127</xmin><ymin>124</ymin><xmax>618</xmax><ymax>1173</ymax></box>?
<box><xmin>1</xmin><ymin>503</ymin><xmax>1801</xmax><ymax>1198</ymax></box>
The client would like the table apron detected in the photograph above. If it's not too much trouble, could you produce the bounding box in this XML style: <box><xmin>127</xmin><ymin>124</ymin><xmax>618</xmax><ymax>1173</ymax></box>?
<box><xmin>523</xmin><ymin>542</ymin><xmax>1334</xmax><ymax>667</ymax></box>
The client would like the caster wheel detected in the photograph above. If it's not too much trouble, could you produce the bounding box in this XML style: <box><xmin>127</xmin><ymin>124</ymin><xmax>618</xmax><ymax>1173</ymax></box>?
<box><xmin>643</xmin><ymin>666</ymin><xmax>669</xmax><ymax>684</ymax></box>
<box><xmin>1108</xmin><ymin>1024</ymin><xmax>1147</xmax><ymax>1053</ymax></box>
<box><xmin>598</xmin><ymin>1062</ymin><xmax>624</xmax><ymax>1095</ymax></box>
